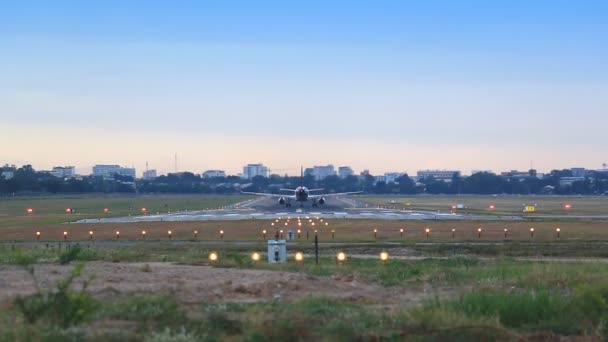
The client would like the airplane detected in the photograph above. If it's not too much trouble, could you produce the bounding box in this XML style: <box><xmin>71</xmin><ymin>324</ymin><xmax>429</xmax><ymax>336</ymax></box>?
<box><xmin>242</xmin><ymin>167</ymin><xmax>362</xmax><ymax>208</ymax></box>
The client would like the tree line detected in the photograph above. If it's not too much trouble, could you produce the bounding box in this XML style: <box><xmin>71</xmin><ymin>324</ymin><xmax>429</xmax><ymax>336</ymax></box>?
<box><xmin>1</xmin><ymin>165</ymin><xmax>608</xmax><ymax>196</ymax></box>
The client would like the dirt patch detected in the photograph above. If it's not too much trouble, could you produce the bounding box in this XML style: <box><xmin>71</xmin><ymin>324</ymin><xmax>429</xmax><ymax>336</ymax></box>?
<box><xmin>0</xmin><ymin>262</ymin><xmax>446</xmax><ymax>307</ymax></box>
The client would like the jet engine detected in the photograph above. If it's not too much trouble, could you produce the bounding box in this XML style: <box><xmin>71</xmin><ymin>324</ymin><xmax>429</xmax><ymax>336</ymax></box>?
<box><xmin>318</xmin><ymin>197</ymin><xmax>325</xmax><ymax>205</ymax></box>
<box><xmin>278</xmin><ymin>197</ymin><xmax>286</xmax><ymax>205</ymax></box>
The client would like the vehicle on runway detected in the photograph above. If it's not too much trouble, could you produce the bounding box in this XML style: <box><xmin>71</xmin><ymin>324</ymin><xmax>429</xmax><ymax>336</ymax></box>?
<box><xmin>242</xmin><ymin>167</ymin><xmax>362</xmax><ymax>207</ymax></box>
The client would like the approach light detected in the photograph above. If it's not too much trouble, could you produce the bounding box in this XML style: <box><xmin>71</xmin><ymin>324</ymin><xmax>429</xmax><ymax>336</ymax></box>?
<box><xmin>65</xmin><ymin>208</ymin><xmax>71</xmax><ymax>213</ymax></box>
<box><xmin>103</xmin><ymin>208</ymin><xmax>109</xmax><ymax>213</ymax></box>
<box><xmin>26</xmin><ymin>208</ymin><xmax>33</xmax><ymax>214</ymax></box>
<box><xmin>251</xmin><ymin>252</ymin><xmax>260</xmax><ymax>261</ymax></box>
<box><xmin>167</xmin><ymin>230</ymin><xmax>172</xmax><ymax>238</ymax></box>
<box><xmin>380</xmin><ymin>251</ymin><xmax>389</xmax><ymax>263</ymax></box>
<box><xmin>337</xmin><ymin>252</ymin><xmax>346</xmax><ymax>263</ymax></box>
<box><xmin>36</xmin><ymin>231</ymin><xmax>41</xmax><ymax>239</ymax></box>
<box><xmin>209</xmin><ymin>252</ymin><xmax>218</xmax><ymax>261</ymax></box>
<box><xmin>295</xmin><ymin>252</ymin><xmax>304</xmax><ymax>262</ymax></box>
<box><xmin>489</xmin><ymin>204</ymin><xmax>495</xmax><ymax>209</ymax></box>
<box><xmin>564</xmin><ymin>204</ymin><xmax>572</xmax><ymax>209</ymax></box>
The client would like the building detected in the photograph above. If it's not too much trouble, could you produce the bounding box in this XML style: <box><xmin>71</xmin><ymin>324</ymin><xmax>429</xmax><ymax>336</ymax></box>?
<box><xmin>338</xmin><ymin>166</ymin><xmax>354</xmax><ymax>179</ymax></box>
<box><xmin>312</xmin><ymin>165</ymin><xmax>336</xmax><ymax>180</ymax></box>
<box><xmin>242</xmin><ymin>164</ymin><xmax>268</xmax><ymax>179</ymax></box>
<box><xmin>559</xmin><ymin>177</ymin><xmax>586</xmax><ymax>187</ymax></box>
<box><xmin>143</xmin><ymin>169</ymin><xmax>157</xmax><ymax>180</ymax></box>
<box><xmin>92</xmin><ymin>165</ymin><xmax>136</xmax><ymax>179</ymax></box>
<box><xmin>202</xmin><ymin>170</ymin><xmax>226</xmax><ymax>178</ymax></box>
<box><xmin>417</xmin><ymin>170</ymin><xmax>461</xmax><ymax>182</ymax></box>
<box><xmin>571</xmin><ymin>168</ymin><xmax>587</xmax><ymax>178</ymax></box>
<box><xmin>51</xmin><ymin>166</ymin><xmax>76</xmax><ymax>178</ymax></box>
<box><xmin>0</xmin><ymin>164</ymin><xmax>16</xmax><ymax>179</ymax></box>
<box><xmin>384</xmin><ymin>172</ymin><xmax>405</xmax><ymax>183</ymax></box>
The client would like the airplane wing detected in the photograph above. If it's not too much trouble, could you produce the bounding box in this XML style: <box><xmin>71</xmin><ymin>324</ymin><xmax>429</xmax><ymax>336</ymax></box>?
<box><xmin>309</xmin><ymin>191</ymin><xmax>363</xmax><ymax>198</ymax></box>
<box><xmin>279</xmin><ymin>188</ymin><xmax>297</xmax><ymax>192</ymax></box>
<box><xmin>241</xmin><ymin>191</ymin><xmax>295</xmax><ymax>198</ymax></box>
<box><xmin>307</xmin><ymin>188</ymin><xmax>325</xmax><ymax>192</ymax></box>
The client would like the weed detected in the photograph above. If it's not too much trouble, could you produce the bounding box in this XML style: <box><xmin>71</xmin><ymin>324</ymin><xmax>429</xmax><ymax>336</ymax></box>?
<box><xmin>14</xmin><ymin>263</ymin><xmax>98</xmax><ymax>328</ymax></box>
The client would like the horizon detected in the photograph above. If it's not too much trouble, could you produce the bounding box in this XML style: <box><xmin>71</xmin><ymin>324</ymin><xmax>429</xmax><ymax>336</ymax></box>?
<box><xmin>1</xmin><ymin>1</ymin><xmax>607</xmax><ymax>175</ymax></box>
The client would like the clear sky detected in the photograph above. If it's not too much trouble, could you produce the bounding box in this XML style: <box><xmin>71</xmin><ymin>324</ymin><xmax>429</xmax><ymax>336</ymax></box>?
<box><xmin>1</xmin><ymin>0</ymin><xmax>607</xmax><ymax>176</ymax></box>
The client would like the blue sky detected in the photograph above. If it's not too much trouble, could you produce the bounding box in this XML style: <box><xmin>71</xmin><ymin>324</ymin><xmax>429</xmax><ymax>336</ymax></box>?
<box><xmin>1</xmin><ymin>1</ymin><xmax>607</xmax><ymax>175</ymax></box>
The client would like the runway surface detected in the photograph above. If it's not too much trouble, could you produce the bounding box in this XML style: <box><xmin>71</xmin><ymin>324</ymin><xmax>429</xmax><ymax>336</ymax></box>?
<box><xmin>74</xmin><ymin>196</ymin><xmax>526</xmax><ymax>224</ymax></box>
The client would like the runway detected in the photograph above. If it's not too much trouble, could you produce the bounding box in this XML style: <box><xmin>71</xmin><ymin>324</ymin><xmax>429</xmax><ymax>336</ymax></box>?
<box><xmin>74</xmin><ymin>196</ymin><xmax>525</xmax><ymax>224</ymax></box>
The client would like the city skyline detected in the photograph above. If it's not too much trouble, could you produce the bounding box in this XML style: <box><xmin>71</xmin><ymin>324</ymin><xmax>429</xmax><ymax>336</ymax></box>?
<box><xmin>2</xmin><ymin>158</ymin><xmax>606</xmax><ymax>179</ymax></box>
<box><xmin>1</xmin><ymin>1</ymin><xmax>607</xmax><ymax>174</ymax></box>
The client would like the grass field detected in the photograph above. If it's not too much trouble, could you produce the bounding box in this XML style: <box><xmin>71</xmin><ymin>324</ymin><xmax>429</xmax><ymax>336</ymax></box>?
<box><xmin>0</xmin><ymin>194</ymin><xmax>252</xmax><ymax>228</ymax></box>
<box><xmin>3</xmin><ymin>195</ymin><xmax>608</xmax><ymax>339</ymax></box>
<box><xmin>3</xmin><ymin>245</ymin><xmax>608</xmax><ymax>340</ymax></box>
<box><xmin>361</xmin><ymin>194</ymin><xmax>608</xmax><ymax>216</ymax></box>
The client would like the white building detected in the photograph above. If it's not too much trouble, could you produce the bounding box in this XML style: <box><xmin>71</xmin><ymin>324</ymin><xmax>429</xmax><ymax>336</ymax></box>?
<box><xmin>51</xmin><ymin>166</ymin><xmax>76</xmax><ymax>178</ymax></box>
<box><xmin>143</xmin><ymin>169</ymin><xmax>157</xmax><ymax>180</ymax></box>
<box><xmin>203</xmin><ymin>170</ymin><xmax>226</xmax><ymax>178</ymax></box>
<box><xmin>559</xmin><ymin>176</ymin><xmax>586</xmax><ymax>187</ymax></box>
<box><xmin>1</xmin><ymin>171</ymin><xmax>14</xmax><ymax>179</ymax></box>
<box><xmin>242</xmin><ymin>164</ymin><xmax>268</xmax><ymax>179</ymax></box>
<box><xmin>417</xmin><ymin>170</ymin><xmax>461</xmax><ymax>182</ymax></box>
<box><xmin>312</xmin><ymin>165</ymin><xmax>336</xmax><ymax>180</ymax></box>
<box><xmin>338</xmin><ymin>166</ymin><xmax>354</xmax><ymax>179</ymax></box>
<box><xmin>92</xmin><ymin>165</ymin><xmax>136</xmax><ymax>179</ymax></box>
<box><xmin>384</xmin><ymin>172</ymin><xmax>405</xmax><ymax>183</ymax></box>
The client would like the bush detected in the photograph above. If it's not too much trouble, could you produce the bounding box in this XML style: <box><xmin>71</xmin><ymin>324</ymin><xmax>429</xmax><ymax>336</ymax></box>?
<box><xmin>14</xmin><ymin>263</ymin><xmax>98</xmax><ymax>328</ymax></box>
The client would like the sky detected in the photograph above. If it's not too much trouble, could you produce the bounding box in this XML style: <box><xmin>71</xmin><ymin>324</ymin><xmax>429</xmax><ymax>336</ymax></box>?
<box><xmin>1</xmin><ymin>0</ymin><xmax>607</xmax><ymax>176</ymax></box>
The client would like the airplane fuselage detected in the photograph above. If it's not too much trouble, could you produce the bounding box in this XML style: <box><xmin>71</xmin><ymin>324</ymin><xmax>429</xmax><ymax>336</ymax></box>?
<box><xmin>295</xmin><ymin>186</ymin><xmax>309</xmax><ymax>202</ymax></box>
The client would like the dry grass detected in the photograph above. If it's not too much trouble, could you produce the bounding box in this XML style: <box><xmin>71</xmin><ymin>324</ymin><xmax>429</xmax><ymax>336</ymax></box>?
<box><xmin>2</xmin><ymin>218</ymin><xmax>608</xmax><ymax>242</ymax></box>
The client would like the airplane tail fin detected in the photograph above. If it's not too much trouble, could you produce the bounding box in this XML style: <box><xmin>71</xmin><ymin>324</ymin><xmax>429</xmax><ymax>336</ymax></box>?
<box><xmin>301</xmin><ymin>166</ymin><xmax>304</xmax><ymax>186</ymax></box>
